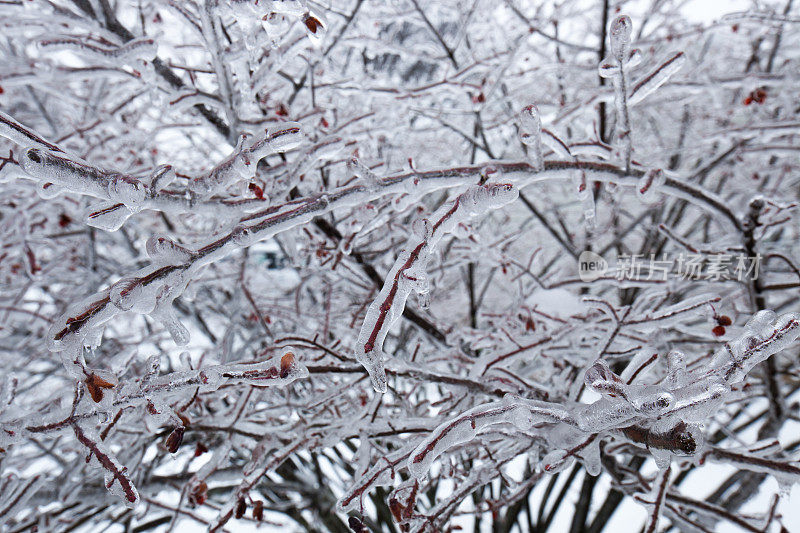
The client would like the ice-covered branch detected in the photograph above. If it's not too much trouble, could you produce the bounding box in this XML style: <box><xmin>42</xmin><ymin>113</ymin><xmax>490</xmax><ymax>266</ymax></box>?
<box><xmin>406</xmin><ymin>309</ymin><xmax>800</xmax><ymax>478</ymax></box>
<box><xmin>629</xmin><ymin>52</ymin><xmax>686</xmax><ymax>106</ymax></box>
<box><xmin>46</xmin><ymin>157</ymin><xmax>743</xmax><ymax>376</ymax></box>
<box><xmin>599</xmin><ymin>15</ymin><xmax>634</xmax><ymax>172</ymax></box>
<box><xmin>1</xmin><ymin>352</ymin><xmax>307</xmax><ymax>446</ymax></box>
<box><xmin>355</xmin><ymin>183</ymin><xmax>519</xmax><ymax>392</ymax></box>
<box><xmin>71</xmin><ymin>422</ymin><xmax>139</xmax><ymax>506</ymax></box>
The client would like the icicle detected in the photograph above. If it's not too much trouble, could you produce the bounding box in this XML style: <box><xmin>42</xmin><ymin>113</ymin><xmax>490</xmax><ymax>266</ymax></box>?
<box><xmin>576</xmin><ymin>172</ymin><xmax>596</xmax><ymax>229</ymax></box>
<box><xmin>348</xmin><ymin>156</ymin><xmax>382</xmax><ymax>191</ymax></box>
<box><xmin>580</xmin><ymin>438</ymin><xmax>602</xmax><ymax>476</ymax></box>
<box><xmin>666</xmin><ymin>350</ymin><xmax>687</xmax><ymax>388</ymax></box>
<box><xmin>150</xmin><ymin>305</ymin><xmax>190</xmax><ymax>346</ymax></box>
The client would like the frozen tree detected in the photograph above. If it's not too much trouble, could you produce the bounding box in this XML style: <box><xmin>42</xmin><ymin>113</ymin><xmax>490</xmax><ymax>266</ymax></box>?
<box><xmin>1</xmin><ymin>0</ymin><xmax>800</xmax><ymax>532</ymax></box>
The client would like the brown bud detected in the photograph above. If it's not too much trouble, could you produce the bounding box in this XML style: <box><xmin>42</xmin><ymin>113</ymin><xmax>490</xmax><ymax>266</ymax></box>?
<box><xmin>235</xmin><ymin>498</ymin><xmax>247</xmax><ymax>519</ymax></box>
<box><xmin>253</xmin><ymin>500</ymin><xmax>264</xmax><ymax>521</ymax></box>
<box><xmin>303</xmin><ymin>13</ymin><xmax>322</xmax><ymax>34</ymax></box>
<box><xmin>85</xmin><ymin>373</ymin><xmax>115</xmax><ymax>403</ymax></box>
<box><xmin>280</xmin><ymin>351</ymin><xmax>295</xmax><ymax>379</ymax></box>
<box><xmin>194</xmin><ymin>442</ymin><xmax>208</xmax><ymax>457</ymax></box>
<box><xmin>165</xmin><ymin>426</ymin><xmax>184</xmax><ymax>454</ymax></box>
<box><xmin>189</xmin><ymin>481</ymin><xmax>207</xmax><ymax>507</ymax></box>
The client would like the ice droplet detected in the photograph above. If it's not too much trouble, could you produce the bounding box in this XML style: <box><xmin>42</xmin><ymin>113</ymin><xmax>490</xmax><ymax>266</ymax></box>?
<box><xmin>231</xmin><ymin>224</ymin><xmax>256</xmax><ymax>247</ymax></box>
<box><xmin>540</xmin><ymin>449</ymin><xmax>574</xmax><ymax>474</ymax></box>
<box><xmin>146</xmin><ymin>235</ymin><xmax>192</xmax><ymax>265</ymax></box>
<box><xmin>36</xmin><ymin>181</ymin><xmax>63</xmax><ymax>199</ymax></box>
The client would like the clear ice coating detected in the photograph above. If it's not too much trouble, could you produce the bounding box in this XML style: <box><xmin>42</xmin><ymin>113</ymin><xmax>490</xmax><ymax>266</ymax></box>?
<box><xmin>711</xmin><ymin>310</ymin><xmax>800</xmax><ymax>383</ymax></box>
<box><xmin>266</xmin><ymin>121</ymin><xmax>303</xmax><ymax>152</ymax></box>
<box><xmin>85</xmin><ymin>202</ymin><xmax>133</xmax><ymax>232</ymax></box>
<box><xmin>637</xmin><ymin>168</ymin><xmax>665</xmax><ymax>202</ymax></box>
<box><xmin>145</xmin><ymin>235</ymin><xmax>192</xmax><ymax>265</ymax></box>
<box><xmin>408</xmin><ymin>309</ymin><xmax>800</xmax><ymax>478</ymax></box>
<box><xmin>2</xmin><ymin>5</ymin><xmax>800</xmax><ymax>530</ymax></box>
<box><xmin>519</xmin><ymin>104</ymin><xmax>543</xmax><ymax>170</ymax></box>
<box><xmin>629</xmin><ymin>52</ymin><xmax>686</xmax><ymax>106</ymax></box>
